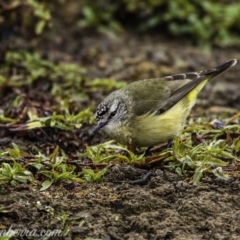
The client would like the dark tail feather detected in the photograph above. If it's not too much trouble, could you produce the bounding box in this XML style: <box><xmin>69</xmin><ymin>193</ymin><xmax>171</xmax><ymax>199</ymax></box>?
<box><xmin>201</xmin><ymin>59</ymin><xmax>237</xmax><ymax>77</ymax></box>
<box><xmin>157</xmin><ymin>59</ymin><xmax>237</xmax><ymax>114</ymax></box>
<box><xmin>216</xmin><ymin>59</ymin><xmax>237</xmax><ymax>71</ymax></box>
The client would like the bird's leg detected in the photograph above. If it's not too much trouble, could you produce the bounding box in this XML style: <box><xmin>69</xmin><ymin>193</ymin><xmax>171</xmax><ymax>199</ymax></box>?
<box><xmin>144</xmin><ymin>139</ymin><xmax>173</xmax><ymax>155</ymax></box>
<box><xmin>166</xmin><ymin>139</ymin><xmax>173</xmax><ymax>148</ymax></box>
<box><xmin>127</xmin><ymin>137</ymin><xmax>137</xmax><ymax>153</ymax></box>
<box><xmin>129</xmin><ymin>170</ymin><xmax>152</xmax><ymax>185</ymax></box>
<box><xmin>144</xmin><ymin>146</ymin><xmax>153</xmax><ymax>156</ymax></box>
<box><xmin>127</xmin><ymin>143</ymin><xmax>135</xmax><ymax>153</ymax></box>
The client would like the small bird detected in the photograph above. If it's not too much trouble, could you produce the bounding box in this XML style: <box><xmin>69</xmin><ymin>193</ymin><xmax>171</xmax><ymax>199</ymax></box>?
<box><xmin>92</xmin><ymin>59</ymin><xmax>237</xmax><ymax>149</ymax></box>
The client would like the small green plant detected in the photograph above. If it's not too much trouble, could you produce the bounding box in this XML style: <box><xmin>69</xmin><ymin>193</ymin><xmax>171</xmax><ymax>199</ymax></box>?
<box><xmin>2</xmin><ymin>51</ymin><xmax>85</xmax><ymax>88</ymax></box>
<box><xmin>82</xmin><ymin>168</ymin><xmax>108</xmax><ymax>182</ymax></box>
<box><xmin>82</xmin><ymin>141</ymin><xmax>145</xmax><ymax>164</ymax></box>
<box><xmin>85</xmin><ymin>78</ymin><xmax>126</xmax><ymax>91</ymax></box>
<box><xmin>78</xmin><ymin>2</ymin><xmax>123</xmax><ymax>37</ymax></box>
<box><xmin>0</xmin><ymin>0</ymin><xmax>51</xmax><ymax>36</ymax></box>
<box><xmin>27</xmin><ymin>0</ymin><xmax>51</xmax><ymax>35</ymax></box>
<box><xmin>9</xmin><ymin>107</ymin><xmax>95</xmax><ymax>131</ymax></box>
<box><xmin>165</xmin><ymin>122</ymin><xmax>240</xmax><ymax>184</ymax></box>
<box><xmin>55</xmin><ymin>211</ymin><xmax>70</xmax><ymax>236</ymax></box>
<box><xmin>39</xmin><ymin>146</ymin><xmax>84</xmax><ymax>191</ymax></box>
<box><xmin>0</xmin><ymin>161</ymin><xmax>33</xmax><ymax>186</ymax></box>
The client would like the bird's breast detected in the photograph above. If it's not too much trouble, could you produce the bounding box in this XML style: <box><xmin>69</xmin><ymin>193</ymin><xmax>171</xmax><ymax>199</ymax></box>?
<box><xmin>103</xmin><ymin>120</ymin><xmax>131</xmax><ymax>145</ymax></box>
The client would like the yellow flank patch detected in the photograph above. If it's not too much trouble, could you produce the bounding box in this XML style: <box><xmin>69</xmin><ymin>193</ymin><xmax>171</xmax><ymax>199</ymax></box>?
<box><xmin>187</xmin><ymin>79</ymin><xmax>208</xmax><ymax>107</ymax></box>
<box><xmin>133</xmin><ymin>98</ymin><xmax>191</xmax><ymax>146</ymax></box>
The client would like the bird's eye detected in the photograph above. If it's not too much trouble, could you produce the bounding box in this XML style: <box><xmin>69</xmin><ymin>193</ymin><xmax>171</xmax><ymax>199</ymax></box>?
<box><xmin>110</xmin><ymin>110</ymin><xmax>117</xmax><ymax>117</ymax></box>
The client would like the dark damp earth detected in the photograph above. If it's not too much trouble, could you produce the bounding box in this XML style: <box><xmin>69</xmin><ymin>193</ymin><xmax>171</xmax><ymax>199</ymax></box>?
<box><xmin>2</xmin><ymin>167</ymin><xmax>240</xmax><ymax>239</ymax></box>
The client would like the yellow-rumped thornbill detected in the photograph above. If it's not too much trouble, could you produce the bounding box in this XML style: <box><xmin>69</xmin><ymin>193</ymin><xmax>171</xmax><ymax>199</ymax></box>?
<box><xmin>93</xmin><ymin>59</ymin><xmax>237</xmax><ymax>149</ymax></box>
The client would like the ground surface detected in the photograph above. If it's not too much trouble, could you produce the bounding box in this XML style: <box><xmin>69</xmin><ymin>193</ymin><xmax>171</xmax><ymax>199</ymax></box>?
<box><xmin>1</xmin><ymin>32</ymin><xmax>240</xmax><ymax>240</ymax></box>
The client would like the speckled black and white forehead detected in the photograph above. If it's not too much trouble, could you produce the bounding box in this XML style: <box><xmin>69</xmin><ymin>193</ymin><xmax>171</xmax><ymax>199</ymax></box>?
<box><xmin>96</xmin><ymin>103</ymin><xmax>109</xmax><ymax>121</ymax></box>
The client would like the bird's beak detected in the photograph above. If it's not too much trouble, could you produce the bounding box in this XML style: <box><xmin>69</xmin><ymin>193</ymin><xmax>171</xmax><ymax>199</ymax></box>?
<box><xmin>91</xmin><ymin>121</ymin><xmax>107</xmax><ymax>136</ymax></box>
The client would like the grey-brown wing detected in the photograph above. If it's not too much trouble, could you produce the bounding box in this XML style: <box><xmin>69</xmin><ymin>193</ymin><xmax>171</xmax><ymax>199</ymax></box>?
<box><xmin>154</xmin><ymin>59</ymin><xmax>237</xmax><ymax>114</ymax></box>
<box><xmin>124</xmin><ymin>76</ymin><xmax>194</xmax><ymax>116</ymax></box>
<box><xmin>124</xmin><ymin>58</ymin><xmax>237</xmax><ymax>116</ymax></box>
<box><xmin>155</xmin><ymin>73</ymin><xmax>204</xmax><ymax>114</ymax></box>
